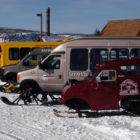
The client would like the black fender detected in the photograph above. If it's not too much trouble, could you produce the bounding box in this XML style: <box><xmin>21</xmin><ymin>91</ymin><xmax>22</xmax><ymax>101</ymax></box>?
<box><xmin>20</xmin><ymin>79</ymin><xmax>43</xmax><ymax>93</ymax></box>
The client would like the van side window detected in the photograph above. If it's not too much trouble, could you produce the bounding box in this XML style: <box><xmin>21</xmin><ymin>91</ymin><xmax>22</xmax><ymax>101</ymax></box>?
<box><xmin>0</xmin><ymin>45</ymin><xmax>1</xmax><ymax>52</ymax></box>
<box><xmin>20</xmin><ymin>48</ymin><xmax>30</xmax><ymax>59</ymax></box>
<box><xmin>9</xmin><ymin>48</ymin><xmax>19</xmax><ymax>60</ymax></box>
<box><xmin>120</xmin><ymin>65</ymin><xmax>140</xmax><ymax>75</ymax></box>
<box><xmin>90</xmin><ymin>49</ymin><xmax>108</xmax><ymax>69</ymax></box>
<box><xmin>70</xmin><ymin>49</ymin><xmax>88</xmax><ymax>71</ymax></box>
<box><xmin>110</xmin><ymin>49</ymin><xmax>129</xmax><ymax>60</ymax></box>
<box><xmin>99</xmin><ymin>70</ymin><xmax>116</xmax><ymax>81</ymax></box>
<box><xmin>130</xmin><ymin>49</ymin><xmax>140</xmax><ymax>58</ymax></box>
<box><xmin>42</xmin><ymin>55</ymin><xmax>60</xmax><ymax>69</ymax></box>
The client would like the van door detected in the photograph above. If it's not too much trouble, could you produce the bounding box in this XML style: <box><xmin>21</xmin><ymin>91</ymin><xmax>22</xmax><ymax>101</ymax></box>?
<box><xmin>38</xmin><ymin>54</ymin><xmax>64</xmax><ymax>92</ymax></box>
<box><xmin>92</xmin><ymin>70</ymin><xmax>119</xmax><ymax>110</ymax></box>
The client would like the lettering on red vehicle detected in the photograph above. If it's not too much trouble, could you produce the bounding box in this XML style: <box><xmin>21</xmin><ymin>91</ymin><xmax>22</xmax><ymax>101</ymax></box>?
<box><xmin>119</xmin><ymin>79</ymin><xmax>139</xmax><ymax>95</ymax></box>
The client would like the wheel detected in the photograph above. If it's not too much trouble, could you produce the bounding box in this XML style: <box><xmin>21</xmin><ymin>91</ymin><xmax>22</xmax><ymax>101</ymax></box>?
<box><xmin>121</xmin><ymin>100</ymin><xmax>134</xmax><ymax>111</ymax></box>
<box><xmin>20</xmin><ymin>84</ymin><xmax>46</xmax><ymax>104</ymax></box>
<box><xmin>134</xmin><ymin>102</ymin><xmax>140</xmax><ymax>115</ymax></box>
<box><xmin>66</xmin><ymin>99</ymin><xmax>90</xmax><ymax>110</ymax></box>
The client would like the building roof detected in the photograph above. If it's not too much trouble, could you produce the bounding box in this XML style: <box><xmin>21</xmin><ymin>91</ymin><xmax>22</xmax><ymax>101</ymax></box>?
<box><xmin>100</xmin><ymin>19</ymin><xmax>140</xmax><ymax>36</ymax></box>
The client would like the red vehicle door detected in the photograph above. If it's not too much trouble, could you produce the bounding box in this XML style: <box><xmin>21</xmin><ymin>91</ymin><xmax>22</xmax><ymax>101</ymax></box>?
<box><xmin>91</xmin><ymin>70</ymin><xmax>119</xmax><ymax>110</ymax></box>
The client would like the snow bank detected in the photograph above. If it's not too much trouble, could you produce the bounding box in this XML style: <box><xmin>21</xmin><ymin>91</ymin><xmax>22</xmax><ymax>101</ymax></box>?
<box><xmin>0</xmin><ymin>33</ymin><xmax>84</xmax><ymax>42</ymax></box>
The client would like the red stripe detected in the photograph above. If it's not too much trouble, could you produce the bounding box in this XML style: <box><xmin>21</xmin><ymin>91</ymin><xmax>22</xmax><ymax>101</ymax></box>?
<box><xmin>44</xmin><ymin>76</ymin><xmax>56</xmax><ymax>78</ymax></box>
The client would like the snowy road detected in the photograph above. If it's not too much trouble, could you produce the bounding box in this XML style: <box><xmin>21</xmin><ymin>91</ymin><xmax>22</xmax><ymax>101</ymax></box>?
<box><xmin>0</xmin><ymin>92</ymin><xmax>140</xmax><ymax>140</ymax></box>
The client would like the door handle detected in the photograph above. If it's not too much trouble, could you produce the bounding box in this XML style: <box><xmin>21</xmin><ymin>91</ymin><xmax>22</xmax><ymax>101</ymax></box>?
<box><xmin>58</xmin><ymin>75</ymin><xmax>62</xmax><ymax>79</ymax></box>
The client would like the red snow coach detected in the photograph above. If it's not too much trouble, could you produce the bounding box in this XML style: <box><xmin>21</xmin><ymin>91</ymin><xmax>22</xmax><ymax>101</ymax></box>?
<box><xmin>59</xmin><ymin>58</ymin><xmax>140</xmax><ymax>115</ymax></box>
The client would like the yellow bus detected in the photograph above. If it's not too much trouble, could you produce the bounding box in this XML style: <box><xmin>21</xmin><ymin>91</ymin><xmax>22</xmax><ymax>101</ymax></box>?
<box><xmin>0</xmin><ymin>41</ymin><xmax>64</xmax><ymax>68</ymax></box>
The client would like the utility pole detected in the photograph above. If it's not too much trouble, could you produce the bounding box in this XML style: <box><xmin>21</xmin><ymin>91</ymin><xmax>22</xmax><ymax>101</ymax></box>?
<box><xmin>37</xmin><ymin>13</ymin><xmax>43</xmax><ymax>41</ymax></box>
<box><xmin>46</xmin><ymin>8</ymin><xmax>50</xmax><ymax>36</ymax></box>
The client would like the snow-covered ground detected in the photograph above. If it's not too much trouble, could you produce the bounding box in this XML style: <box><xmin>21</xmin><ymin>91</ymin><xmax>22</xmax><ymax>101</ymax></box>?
<box><xmin>0</xmin><ymin>92</ymin><xmax>140</xmax><ymax>140</ymax></box>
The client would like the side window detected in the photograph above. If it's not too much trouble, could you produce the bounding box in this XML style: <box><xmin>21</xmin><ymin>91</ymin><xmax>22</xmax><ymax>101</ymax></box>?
<box><xmin>110</xmin><ymin>49</ymin><xmax>129</xmax><ymax>60</ymax></box>
<box><xmin>90</xmin><ymin>49</ymin><xmax>108</xmax><ymax>69</ymax></box>
<box><xmin>9</xmin><ymin>48</ymin><xmax>19</xmax><ymax>60</ymax></box>
<box><xmin>23</xmin><ymin>55</ymin><xmax>37</xmax><ymax>66</ymax></box>
<box><xmin>99</xmin><ymin>70</ymin><xmax>116</xmax><ymax>81</ymax></box>
<box><xmin>42</xmin><ymin>55</ymin><xmax>61</xmax><ymax>70</ymax></box>
<box><xmin>130</xmin><ymin>49</ymin><xmax>140</xmax><ymax>58</ymax></box>
<box><xmin>70</xmin><ymin>49</ymin><xmax>88</xmax><ymax>71</ymax></box>
<box><xmin>20</xmin><ymin>48</ymin><xmax>31</xmax><ymax>59</ymax></box>
<box><xmin>120</xmin><ymin>65</ymin><xmax>140</xmax><ymax>75</ymax></box>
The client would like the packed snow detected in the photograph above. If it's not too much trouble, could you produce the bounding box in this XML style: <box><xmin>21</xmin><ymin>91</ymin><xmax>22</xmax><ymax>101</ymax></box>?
<box><xmin>0</xmin><ymin>92</ymin><xmax>140</xmax><ymax>140</ymax></box>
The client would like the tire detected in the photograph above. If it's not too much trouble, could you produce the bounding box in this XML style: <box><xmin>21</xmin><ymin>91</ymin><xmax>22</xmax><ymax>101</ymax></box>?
<box><xmin>20</xmin><ymin>83</ymin><xmax>46</xmax><ymax>104</ymax></box>
<box><xmin>134</xmin><ymin>102</ymin><xmax>140</xmax><ymax>115</ymax></box>
<box><xmin>121</xmin><ymin>100</ymin><xmax>134</xmax><ymax>111</ymax></box>
<box><xmin>66</xmin><ymin>98</ymin><xmax>90</xmax><ymax>110</ymax></box>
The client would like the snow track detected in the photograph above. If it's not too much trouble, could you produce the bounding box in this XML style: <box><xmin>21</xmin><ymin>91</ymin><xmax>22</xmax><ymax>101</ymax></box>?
<box><xmin>0</xmin><ymin>130</ymin><xmax>23</xmax><ymax>140</ymax></box>
<box><xmin>0</xmin><ymin>93</ymin><xmax>140</xmax><ymax>140</ymax></box>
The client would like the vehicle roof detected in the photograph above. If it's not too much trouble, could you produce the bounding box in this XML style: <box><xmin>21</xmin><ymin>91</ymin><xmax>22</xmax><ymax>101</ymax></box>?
<box><xmin>0</xmin><ymin>41</ymin><xmax>62</xmax><ymax>49</ymax></box>
<box><xmin>98</xmin><ymin>58</ymin><xmax>140</xmax><ymax>69</ymax></box>
<box><xmin>52</xmin><ymin>36</ymin><xmax>140</xmax><ymax>54</ymax></box>
<box><xmin>29</xmin><ymin>48</ymin><xmax>52</xmax><ymax>55</ymax></box>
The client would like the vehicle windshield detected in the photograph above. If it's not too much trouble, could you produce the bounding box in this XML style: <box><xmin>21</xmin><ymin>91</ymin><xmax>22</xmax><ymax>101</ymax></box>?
<box><xmin>88</xmin><ymin>68</ymin><xmax>98</xmax><ymax>78</ymax></box>
<box><xmin>22</xmin><ymin>55</ymin><xmax>37</xmax><ymax>66</ymax></box>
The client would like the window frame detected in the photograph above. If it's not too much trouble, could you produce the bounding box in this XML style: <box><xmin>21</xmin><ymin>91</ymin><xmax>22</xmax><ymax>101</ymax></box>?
<box><xmin>120</xmin><ymin>65</ymin><xmax>140</xmax><ymax>75</ymax></box>
<box><xmin>22</xmin><ymin>54</ymin><xmax>37</xmax><ymax>66</ymax></box>
<box><xmin>130</xmin><ymin>48</ymin><xmax>140</xmax><ymax>58</ymax></box>
<box><xmin>42</xmin><ymin>55</ymin><xmax>61</xmax><ymax>70</ymax></box>
<box><xmin>9</xmin><ymin>48</ymin><xmax>19</xmax><ymax>60</ymax></box>
<box><xmin>97</xmin><ymin>70</ymin><xmax>117</xmax><ymax>82</ymax></box>
<box><xmin>90</xmin><ymin>48</ymin><xmax>108</xmax><ymax>70</ymax></box>
<box><xmin>20</xmin><ymin>48</ymin><xmax>31</xmax><ymax>59</ymax></box>
<box><xmin>110</xmin><ymin>48</ymin><xmax>129</xmax><ymax>60</ymax></box>
<box><xmin>70</xmin><ymin>48</ymin><xmax>88</xmax><ymax>71</ymax></box>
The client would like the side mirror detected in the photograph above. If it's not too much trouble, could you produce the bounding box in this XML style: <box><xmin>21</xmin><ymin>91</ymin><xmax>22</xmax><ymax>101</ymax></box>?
<box><xmin>96</xmin><ymin>76</ymin><xmax>101</xmax><ymax>83</ymax></box>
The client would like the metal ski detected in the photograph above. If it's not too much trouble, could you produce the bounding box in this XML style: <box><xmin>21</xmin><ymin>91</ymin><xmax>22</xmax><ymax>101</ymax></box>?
<box><xmin>53</xmin><ymin>109</ymin><xmax>80</xmax><ymax>118</ymax></box>
<box><xmin>53</xmin><ymin>108</ymin><xmax>136</xmax><ymax>118</ymax></box>
<box><xmin>53</xmin><ymin>108</ymin><xmax>94</xmax><ymax>118</ymax></box>
<box><xmin>1</xmin><ymin>96</ymin><xmax>19</xmax><ymax>105</ymax></box>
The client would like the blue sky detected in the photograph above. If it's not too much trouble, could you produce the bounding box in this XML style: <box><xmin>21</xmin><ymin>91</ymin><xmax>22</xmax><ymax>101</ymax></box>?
<box><xmin>0</xmin><ymin>0</ymin><xmax>140</xmax><ymax>34</ymax></box>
